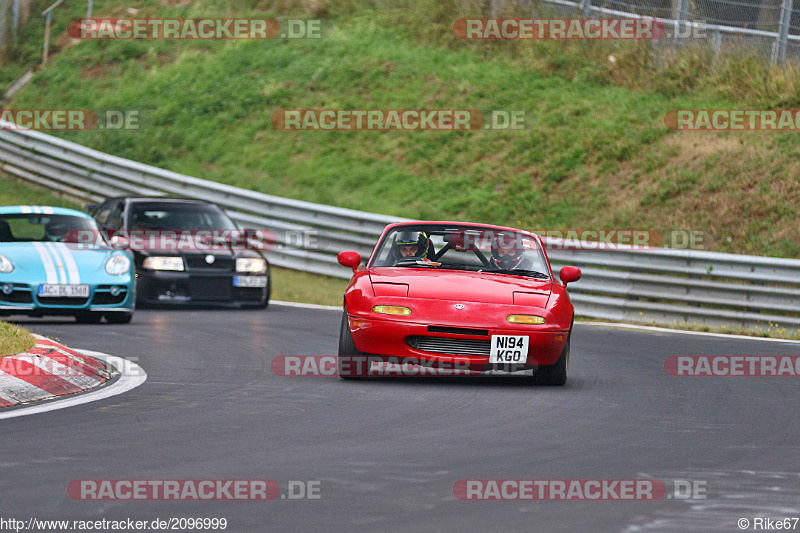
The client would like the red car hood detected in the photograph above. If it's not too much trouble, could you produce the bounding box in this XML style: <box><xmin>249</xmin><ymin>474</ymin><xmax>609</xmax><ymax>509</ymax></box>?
<box><xmin>369</xmin><ymin>268</ymin><xmax>552</xmax><ymax>304</ymax></box>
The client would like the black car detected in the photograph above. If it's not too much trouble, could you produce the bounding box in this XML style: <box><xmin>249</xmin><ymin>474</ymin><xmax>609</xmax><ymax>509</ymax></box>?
<box><xmin>89</xmin><ymin>197</ymin><xmax>271</xmax><ymax>307</ymax></box>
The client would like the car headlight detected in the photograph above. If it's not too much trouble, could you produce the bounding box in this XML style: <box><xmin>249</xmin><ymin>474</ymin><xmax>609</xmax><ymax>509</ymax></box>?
<box><xmin>0</xmin><ymin>254</ymin><xmax>13</xmax><ymax>273</ymax></box>
<box><xmin>105</xmin><ymin>254</ymin><xmax>131</xmax><ymax>275</ymax></box>
<box><xmin>373</xmin><ymin>305</ymin><xmax>412</xmax><ymax>316</ymax></box>
<box><xmin>236</xmin><ymin>257</ymin><xmax>267</xmax><ymax>274</ymax></box>
<box><xmin>507</xmin><ymin>314</ymin><xmax>546</xmax><ymax>325</ymax></box>
<box><xmin>142</xmin><ymin>256</ymin><xmax>185</xmax><ymax>271</ymax></box>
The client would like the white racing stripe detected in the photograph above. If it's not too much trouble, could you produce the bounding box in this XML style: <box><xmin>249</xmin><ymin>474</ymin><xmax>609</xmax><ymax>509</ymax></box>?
<box><xmin>51</xmin><ymin>242</ymin><xmax>80</xmax><ymax>284</ymax></box>
<box><xmin>31</xmin><ymin>242</ymin><xmax>58</xmax><ymax>284</ymax></box>
<box><xmin>44</xmin><ymin>242</ymin><xmax>68</xmax><ymax>283</ymax></box>
<box><xmin>20</xmin><ymin>206</ymin><xmax>32</xmax><ymax>214</ymax></box>
<box><xmin>42</xmin><ymin>206</ymin><xmax>54</xmax><ymax>214</ymax></box>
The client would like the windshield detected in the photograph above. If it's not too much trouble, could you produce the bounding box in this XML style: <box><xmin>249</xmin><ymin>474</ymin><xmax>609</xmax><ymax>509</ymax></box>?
<box><xmin>0</xmin><ymin>214</ymin><xmax>104</xmax><ymax>244</ymax></box>
<box><xmin>129</xmin><ymin>203</ymin><xmax>238</xmax><ymax>231</ymax></box>
<box><xmin>369</xmin><ymin>224</ymin><xmax>550</xmax><ymax>278</ymax></box>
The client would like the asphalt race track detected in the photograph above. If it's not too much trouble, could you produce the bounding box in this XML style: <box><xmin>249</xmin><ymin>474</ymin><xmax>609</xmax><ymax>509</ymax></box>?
<box><xmin>2</xmin><ymin>306</ymin><xmax>799</xmax><ymax>532</ymax></box>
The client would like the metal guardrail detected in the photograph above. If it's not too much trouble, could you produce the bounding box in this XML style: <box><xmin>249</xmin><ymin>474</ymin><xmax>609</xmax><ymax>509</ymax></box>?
<box><xmin>1</xmin><ymin>120</ymin><xmax>799</xmax><ymax>335</ymax></box>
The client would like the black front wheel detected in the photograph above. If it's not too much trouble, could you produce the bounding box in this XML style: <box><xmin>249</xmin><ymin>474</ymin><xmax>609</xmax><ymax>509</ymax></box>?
<box><xmin>337</xmin><ymin>311</ymin><xmax>367</xmax><ymax>380</ymax></box>
<box><xmin>534</xmin><ymin>334</ymin><xmax>569</xmax><ymax>386</ymax></box>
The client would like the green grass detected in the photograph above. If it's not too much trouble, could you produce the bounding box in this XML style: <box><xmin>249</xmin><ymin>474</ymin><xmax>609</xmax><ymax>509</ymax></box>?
<box><xmin>271</xmin><ymin>267</ymin><xmax>346</xmax><ymax>306</ymax></box>
<box><xmin>2</xmin><ymin>1</ymin><xmax>799</xmax><ymax>257</ymax></box>
<box><xmin>0</xmin><ymin>176</ymin><xmax>82</xmax><ymax>208</ymax></box>
<box><xmin>0</xmin><ymin>320</ymin><xmax>35</xmax><ymax>356</ymax></box>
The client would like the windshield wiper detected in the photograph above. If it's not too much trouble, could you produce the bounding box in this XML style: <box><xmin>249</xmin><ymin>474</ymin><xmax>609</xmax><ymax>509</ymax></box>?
<box><xmin>488</xmin><ymin>269</ymin><xmax>550</xmax><ymax>279</ymax></box>
<box><xmin>393</xmin><ymin>259</ymin><xmax>441</xmax><ymax>268</ymax></box>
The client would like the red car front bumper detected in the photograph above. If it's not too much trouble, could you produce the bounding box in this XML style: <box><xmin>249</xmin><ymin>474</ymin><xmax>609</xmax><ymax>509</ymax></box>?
<box><xmin>347</xmin><ymin>298</ymin><xmax>570</xmax><ymax>369</ymax></box>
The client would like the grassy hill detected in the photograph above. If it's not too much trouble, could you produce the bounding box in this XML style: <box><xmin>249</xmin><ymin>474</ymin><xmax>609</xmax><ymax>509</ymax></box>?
<box><xmin>3</xmin><ymin>0</ymin><xmax>799</xmax><ymax>257</ymax></box>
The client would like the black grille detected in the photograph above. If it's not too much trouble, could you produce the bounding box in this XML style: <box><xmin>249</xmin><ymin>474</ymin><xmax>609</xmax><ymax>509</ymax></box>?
<box><xmin>37</xmin><ymin>296</ymin><xmax>90</xmax><ymax>306</ymax></box>
<box><xmin>427</xmin><ymin>326</ymin><xmax>489</xmax><ymax>336</ymax></box>
<box><xmin>92</xmin><ymin>290</ymin><xmax>127</xmax><ymax>305</ymax></box>
<box><xmin>189</xmin><ymin>277</ymin><xmax>231</xmax><ymax>301</ymax></box>
<box><xmin>185</xmin><ymin>256</ymin><xmax>234</xmax><ymax>270</ymax></box>
<box><xmin>407</xmin><ymin>336</ymin><xmax>491</xmax><ymax>356</ymax></box>
<box><xmin>0</xmin><ymin>289</ymin><xmax>33</xmax><ymax>304</ymax></box>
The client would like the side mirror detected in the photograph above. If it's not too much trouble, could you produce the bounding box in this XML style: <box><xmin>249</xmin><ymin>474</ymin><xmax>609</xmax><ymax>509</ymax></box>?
<box><xmin>110</xmin><ymin>235</ymin><xmax>130</xmax><ymax>250</ymax></box>
<box><xmin>337</xmin><ymin>251</ymin><xmax>361</xmax><ymax>272</ymax></box>
<box><xmin>559</xmin><ymin>266</ymin><xmax>581</xmax><ymax>286</ymax></box>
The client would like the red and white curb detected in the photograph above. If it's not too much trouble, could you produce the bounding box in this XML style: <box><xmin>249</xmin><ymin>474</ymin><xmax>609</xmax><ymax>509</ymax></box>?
<box><xmin>0</xmin><ymin>334</ymin><xmax>116</xmax><ymax>408</ymax></box>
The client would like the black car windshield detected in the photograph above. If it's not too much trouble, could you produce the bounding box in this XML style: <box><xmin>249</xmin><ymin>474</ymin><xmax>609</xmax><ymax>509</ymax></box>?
<box><xmin>0</xmin><ymin>214</ymin><xmax>105</xmax><ymax>245</ymax></box>
<box><xmin>129</xmin><ymin>202</ymin><xmax>238</xmax><ymax>231</ymax></box>
<box><xmin>369</xmin><ymin>224</ymin><xmax>550</xmax><ymax>278</ymax></box>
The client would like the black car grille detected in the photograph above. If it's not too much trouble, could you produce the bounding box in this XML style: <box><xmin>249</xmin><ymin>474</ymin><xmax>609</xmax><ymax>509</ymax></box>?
<box><xmin>185</xmin><ymin>256</ymin><xmax>234</xmax><ymax>270</ymax></box>
<box><xmin>407</xmin><ymin>336</ymin><xmax>491</xmax><ymax>356</ymax></box>
<box><xmin>189</xmin><ymin>277</ymin><xmax>231</xmax><ymax>301</ymax></box>
<box><xmin>427</xmin><ymin>326</ymin><xmax>489</xmax><ymax>336</ymax></box>
<box><xmin>37</xmin><ymin>296</ymin><xmax>90</xmax><ymax>306</ymax></box>
<box><xmin>92</xmin><ymin>286</ymin><xmax>128</xmax><ymax>305</ymax></box>
<box><xmin>0</xmin><ymin>286</ymin><xmax>33</xmax><ymax>304</ymax></box>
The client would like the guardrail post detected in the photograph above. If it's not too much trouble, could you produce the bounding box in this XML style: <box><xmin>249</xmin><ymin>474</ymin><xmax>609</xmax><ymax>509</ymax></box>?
<box><xmin>12</xmin><ymin>0</ymin><xmax>20</xmax><ymax>40</ymax></box>
<box><xmin>674</xmin><ymin>0</ymin><xmax>689</xmax><ymax>45</ymax></box>
<box><xmin>580</xmin><ymin>0</ymin><xmax>592</xmax><ymax>18</ymax></box>
<box><xmin>774</xmin><ymin>0</ymin><xmax>793</xmax><ymax>65</ymax></box>
<box><xmin>41</xmin><ymin>11</ymin><xmax>51</xmax><ymax>64</ymax></box>
<box><xmin>87</xmin><ymin>0</ymin><xmax>93</xmax><ymax>19</ymax></box>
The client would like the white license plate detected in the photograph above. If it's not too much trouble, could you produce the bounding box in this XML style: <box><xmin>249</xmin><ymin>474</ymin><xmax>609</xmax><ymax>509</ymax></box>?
<box><xmin>489</xmin><ymin>335</ymin><xmax>529</xmax><ymax>364</ymax></box>
<box><xmin>233</xmin><ymin>276</ymin><xmax>267</xmax><ymax>288</ymax></box>
<box><xmin>38</xmin><ymin>284</ymin><xmax>90</xmax><ymax>298</ymax></box>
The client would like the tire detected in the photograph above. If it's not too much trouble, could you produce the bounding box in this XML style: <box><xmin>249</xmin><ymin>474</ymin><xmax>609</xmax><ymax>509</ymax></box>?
<box><xmin>259</xmin><ymin>271</ymin><xmax>272</xmax><ymax>309</ymax></box>
<box><xmin>534</xmin><ymin>334</ymin><xmax>569</xmax><ymax>386</ymax></box>
<box><xmin>75</xmin><ymin>313</ymin><xmax>103</xmax><ymax>324</ymax></box>
<box><xmin>338</xmin><ymin>311</ymin><xmax>367</xmax><ymax>380</ymax></box>
<box><xmin>105</xmin><ymin>312</ymin><xmax>133</xmax><ymax>324</ymax></box>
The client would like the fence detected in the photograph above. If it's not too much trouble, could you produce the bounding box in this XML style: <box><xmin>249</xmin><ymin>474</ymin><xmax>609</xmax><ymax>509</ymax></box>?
<box><xmin>493</xmin><ymin>0</ymin><xmax>800</xmax><ymax>64</ymax></box>
<box><xmin>1</xmin><ymin>120</ymin><xmax>799</xmax><ymax>335</ymax></box>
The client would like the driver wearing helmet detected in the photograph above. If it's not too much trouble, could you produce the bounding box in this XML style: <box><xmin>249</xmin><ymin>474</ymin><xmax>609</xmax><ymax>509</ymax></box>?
<box><xmin>44</xmin><ymin>220</ymin><xmax>69</xmax><ymax>242</ymax></box>
<box><xmin>390</xmin><ymin>230</ymin><xmax>431</xmax><ymax>264</ymax></box>
<box><xmin>490</xmin><ymin>231</ymin><xmax>533</xmax><ymax>270</ymax></box>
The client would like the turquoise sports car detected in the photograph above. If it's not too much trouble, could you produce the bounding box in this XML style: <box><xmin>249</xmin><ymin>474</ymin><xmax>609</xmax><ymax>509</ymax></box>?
<box><xmin>0</xmin><ymin>205</ymin><xmax>135</xmax><ymax>323</ymax></box>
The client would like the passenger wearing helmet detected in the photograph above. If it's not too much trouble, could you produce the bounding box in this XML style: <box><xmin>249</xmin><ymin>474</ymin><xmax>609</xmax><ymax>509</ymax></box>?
<box><xmin>390</xmin><ymin>230</ymin><xmax>430</xmax><ymax>264</ymax></box>
<box><xmin>44</xmin><ymin>220</ymin><xmax>69</xmax><ymax>242</ymax></box>
<box><xmin>490</xmin><ymin>231</ymin><xmax>533</xmax><ymax>270</ymax></box>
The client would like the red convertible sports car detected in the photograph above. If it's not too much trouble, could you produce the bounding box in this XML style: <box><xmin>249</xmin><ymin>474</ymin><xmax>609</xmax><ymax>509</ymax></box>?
<box><xmin>336</xmin><ymin>222</ymin><xmax>582</xmax><ymax>385</ymax></box>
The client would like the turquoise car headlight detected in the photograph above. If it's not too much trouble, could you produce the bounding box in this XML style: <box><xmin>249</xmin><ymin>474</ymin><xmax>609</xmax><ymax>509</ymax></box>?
<box><xmin>105</xmin><ymin>254</ymin><xmax>131</xmax><ymax>275</ymax></box>
<box><xmin>0</xmin><ymin>254</ymin><xmax>13</xmax><ymax>273</ymax></box>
